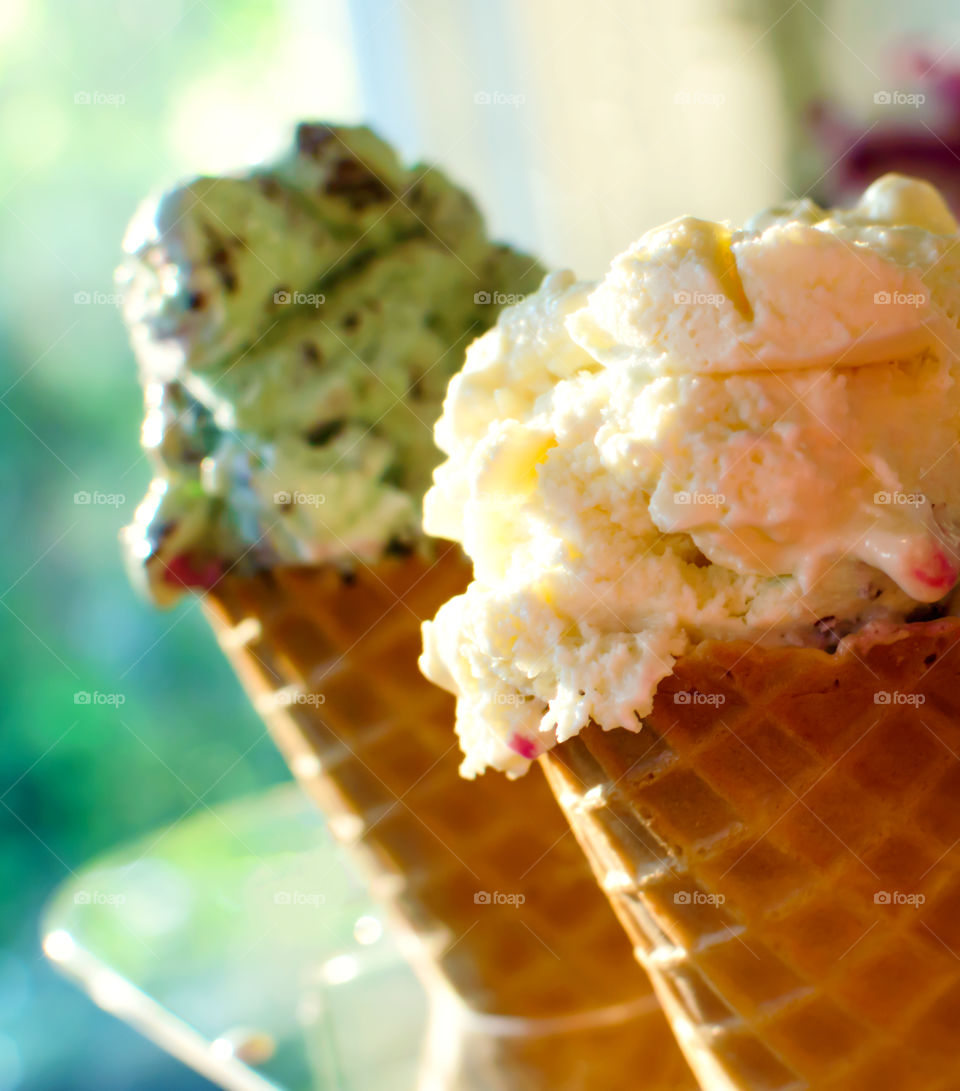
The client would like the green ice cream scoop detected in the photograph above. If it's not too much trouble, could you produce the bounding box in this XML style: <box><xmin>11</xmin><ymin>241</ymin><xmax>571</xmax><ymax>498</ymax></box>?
<box><xmin>119</xmin><ymin>123</ymin><xmax>543</xmax><ymax>605</ymax></box>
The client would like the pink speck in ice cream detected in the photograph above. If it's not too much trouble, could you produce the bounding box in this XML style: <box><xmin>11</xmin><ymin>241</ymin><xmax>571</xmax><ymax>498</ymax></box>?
<box><xmin>508</xmin><ymin>734</ymin><xmax>541</xmax><ymax>761</ymax></box>
<box><xmin>910</xmin><ymin>546</ymin><xmax>959</xmax><ymax>594</ymax></box>
<box><xmin>161</xmin><ymin>553</ymin><xmax>225</xmax><ymax>591</ymax></box>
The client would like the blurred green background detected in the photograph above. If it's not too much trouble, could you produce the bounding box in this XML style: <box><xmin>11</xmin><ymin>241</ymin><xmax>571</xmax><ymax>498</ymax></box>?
<box><xmin>0</xmin><ymin>1</ymin><xmax>362</xmax><ymax>1087</ymax></box>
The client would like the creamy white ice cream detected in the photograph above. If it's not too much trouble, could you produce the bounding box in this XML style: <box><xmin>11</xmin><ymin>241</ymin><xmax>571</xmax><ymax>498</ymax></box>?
<box><xmin>421</xmin><ymin>174</ymin><xmax>960</xmax><ymax>776</ymax></box>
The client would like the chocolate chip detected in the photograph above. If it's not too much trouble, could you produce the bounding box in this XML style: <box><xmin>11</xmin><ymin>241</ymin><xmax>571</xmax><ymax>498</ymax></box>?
<box><xmin>305</xmin><ymin>419</ymin><xmax>345</xmax><ymax>446</ymax></box>
<box><xmin>384</xmin><ymin>536</ymin><xmax>414</xmax><ymax>558</ymax></box>
<box><xmin>302</xmin><ymin>342</ymin><xmax>323</xmax><ymax>364</ymax></box>
<box><xmin>210</xmin><ymin>246</ymin><xmax>238</xmax><ymax>294</ymax></box>
<box><xmin>907</xmin><ymin>601</ymin><xmax>950</xmax><ymax>623</ymax></box>
<box><xmin>342</xmin><ymin>312</ymin><xmax>360</xmax><ymax>331</ymax></box>
<box><xmin>152</xmin><ymin>521</ymin><xmax>176</xmax><ymax>545</ymax></box>
<box><xmin>381</xmin><ymin>463</ymin><xmax>404</xmax><ymax>487</ymax></box>
<box><xmin>925</xmin><ymin>653</ymin><xmax>938</xmax><ymax>666</ymax></box>
<box><xmin>296</xmin><ymin>123</ymin><xmax>336</xmax><ymax>158</ymax></box>
<box><xmin>814</xmin><ymin>615</ymin><xmax>849</xmax><ymax>652</ymax></box>
<box><xmin>325</xmin><ymin>158</ymin><xmax>391</xmax><ymax>210</ymax></box>
<box><xmin>255</xmin><ymin>174</ymin><xmax>281</xmax><ymax>199</ymax></box>
<box><xmin>258</xmin><ymin>568</ymin><xmax>279</xmax><ymax>592</ymax></box>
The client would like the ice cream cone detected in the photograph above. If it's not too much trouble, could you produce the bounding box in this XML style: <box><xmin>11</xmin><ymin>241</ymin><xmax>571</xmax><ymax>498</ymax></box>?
<box><xmin>119</xmin><ymin>120</ymin><xmax>698</xmax><ymax>1088</ymax></box>
<box><xmin>415</xmin><ymin>174</ymin><xmax>960</xmax><ymax>1089</ymax></box>
<box><xmin>541</xmin><ymin>618</ymin><xmax>960</xmax><ymax>1091</ymax></box>
<box><xmin>202</xmin><ymin>543</ymin><xmax>698</xmax><ymax>1090</ymax></box>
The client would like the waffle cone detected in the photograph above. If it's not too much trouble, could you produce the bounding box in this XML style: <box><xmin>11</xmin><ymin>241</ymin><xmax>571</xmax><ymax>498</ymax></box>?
<box><xmin>202</xmin><ymin>544</ymin><xmax>697</xmax><ymax>1090</ymax></box>
<box><xmin>542</xmin><ymin>617</ymin><xmax>960</xmax><ymax>1090</ymax></box>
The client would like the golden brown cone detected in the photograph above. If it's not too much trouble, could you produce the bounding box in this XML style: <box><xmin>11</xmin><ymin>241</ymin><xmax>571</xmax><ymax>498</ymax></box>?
<box><xmin>542</xmin><ymin>617</ymin><xmax>960</xmax><ymax>1091</ymax></box>
<box><xmin>202</xmin><ymin>544</ymin><xmax>698</xmax><ymax>1090</ymax></box>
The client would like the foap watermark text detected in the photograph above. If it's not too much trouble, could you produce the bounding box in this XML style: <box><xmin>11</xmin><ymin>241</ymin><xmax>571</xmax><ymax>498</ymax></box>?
<box><xmin>674</xmin><ymin>691</ymin><xmax>725</xmax><ymax>707</ymax></box>
<box><xmin>274</xmin><ymin>290</ymin><xmax>325</xmax><ymax>307</ymax></box>
<box><xmin>873</xmin><ymin>90</ymin><xmax>925</xmax><ymax>108</ymax></box>
<box><xmin>674</xmin><ymin>290</ymin><xmax>724</xmax><ymax>307</ymax></box>
<box><xmin>74</xmin><ymin>890</ymin><xmax>126</xmax><ymax>906</ymax></box>
<box><xmin>675</xmin><ymin>490</ymin><xmax>725</xmax><ymax>507</ymax></box>
<box><xmin>474</xmin><ymin>890</ymin><xmax>526</xmax><ymax>907</ymax></box>
<box><xmin>874</xmin><ymin>691</ymin><xmax>925</xmax><ymax>707</ymax></box>
<box><xmin>874</xmin><ymin>491</ymin><xmax>925</xmax><ymax>507</ymax></box>
<box><xmin>275</xmin><ymin>690</ymin><xmax>325</xmax><ymax>708</ymax></box>
<box><xmin>473</xmin><ymin>91</ymin><xmax>525</xmax><ymax>108</ymax></box>
<box><xmin>74</xmin><ymin>290</ymin><xmax>123</xmax><ymax>307</ymax></box>
<box><xmin>474</xmin><ymin>290</ymin><xmax>526</xmax><ymax>306</ymax></box>
<box><xmin>275</xmin><ymin>491</ymin><xmax>325</xmax><ymax>508</ymax></box>
<box><xmin>874</xmin><ymin>290</ymin><xmax>926</xmax><ymax>308</ymax></box>
<box><xmin>75</xmin><ymin>490</ymin><xmax>125</xmax><ymax>507</ymax></box>
<box><xmin>875</xmin><ymin>890</ymin><xmax>925</xmax><ymax>906</ymax></box>
<box><xmin>74</xmin><ymin>91</ymin><xmax>125</xmax><ymax>107</ymax></box>
<box><xmin>74</xmin><ymin>691</ymin><xmax>125</xmax><ymax>706</ymax></box>
<box><xmin>674</xmin><ymin>890</ymin><xmax>726</xmax><ymax>905</ymax></box>
<box><xmin>274</xmin><ymin>891</ymin><xmax>326</xmax><ymax>907</ymax></box>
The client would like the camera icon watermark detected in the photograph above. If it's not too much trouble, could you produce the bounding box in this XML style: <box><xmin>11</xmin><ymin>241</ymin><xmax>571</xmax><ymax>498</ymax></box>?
<box><xmin>473</xmin><ymin>90</ymin><xmax>525</xmax><ymax>108</ymax></box>
<box><xmin>874</xmin><ymin>890</ymin><xmax>925</xmax><ymax>906</ymax></box>
<box><xmin>873</xmin><ymin>90</ymin><xmax>925</xmax><ymax>108</ymax></box>
<box><xmin>874</xmin><ymin>691</ymin><xmax>925</xmax><ymax>707</ymax></box>
<box><xmin>74</xmin><ymin>890</ymin><xmax>126</xmax><ymax>906</ymax></box>
<box><xmin>674</xmin><ymin>690</ymin><xmax>725</xmax><ymax>707</ymax></box>
<box><xmin>74</xmin><ymin>691</ymin><xmax>126</xmax><ymax>707</ymax></box>
<box><xmin>673</xmin><ymin>290</ymin><xmax>724</xmax><ymax>307</ymax></box>
<box><xmin>275</xmin><ymin>688</ymin><xmax>326</xmax><ymax>708</ymax></box>
<box><xmin>273</xmin><ymin>891</ymin><xmax>325</xmax><ymax>907</ymax></box>
<box><xmin>74</xmin><ymin>90</ymin><xmax>126</xmax><ymax>107</ymax></box>
<box><xmin>474</xmin><ymin>289</ymin><xmax>526</xmax><ymax>306</ymax></box>
<box><xmin>873</xmin><ymin>490</ymin><xmax>925</xmax><ymax>507</ymax></box>
<box><xmin>675</xmin><ymin>490</ymin><xmax>725</xmax><ymax>507</ymax></box>
<box><xmin>74</xmin><ymin>490</ymin><xmax>125</xmax><ymax>507</ymax></box>
<box><xmin>873</xmin><ymin>290</ymin><xmax>926</xmax><ymax>308</ymax></box>
<box><xmin>74</xmin><ymin>290</ymin><xmax>123</xmax><ymax>307</ymax></box>
<box><xmin>274</xmin><ymin>490</ymin><xmax>325</xmax><ymax>508</ymax></box>
<box><xmin>674</xmin><ymin>890</ymin><xmax>725</xmax><ymax>905</ymax></box>
<box><xmin>474</xmin><ymin>890</ymin><xmax>526</xmax><ymax>906</ymax></box>
<box><xmin>273</xmin><ymin>289</ymin><xmax>325</xmax><ymax>307</ymax></box>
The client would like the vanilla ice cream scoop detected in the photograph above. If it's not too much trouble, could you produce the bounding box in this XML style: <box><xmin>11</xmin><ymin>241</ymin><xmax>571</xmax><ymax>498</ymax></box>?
<box><xmin>420</xmin><ymin>174</ymin><xmax>960</xmax><ymax>776</ymax></box>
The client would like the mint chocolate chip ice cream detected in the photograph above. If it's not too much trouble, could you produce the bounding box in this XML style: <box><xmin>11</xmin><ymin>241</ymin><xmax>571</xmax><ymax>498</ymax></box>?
<box><xmin>119</xmin><ymin>123</ymin><xmax>543</xmax><ymax>605</ymax></box>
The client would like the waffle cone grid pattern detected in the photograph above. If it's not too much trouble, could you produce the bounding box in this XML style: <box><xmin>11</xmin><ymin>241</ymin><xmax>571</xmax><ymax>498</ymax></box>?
<box><xmin>544</xmin><ymin>619</ymin><xmax>960</xmax><ymax>1091</ymax></box>
<box><xmin>202</xmin><ymin>545</ymin><xmax>699</xmax><ymax>1089</ymax></box>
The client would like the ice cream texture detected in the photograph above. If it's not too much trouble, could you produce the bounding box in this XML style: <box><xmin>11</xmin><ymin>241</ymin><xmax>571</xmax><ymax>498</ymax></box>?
<box><xmin>119</xmin><ymin>123</ymin><xmax>542</xmax><ymax>605</ymax></box>
<box><xmin>420</xmin><ymin>174</ymin><xmax>960</xmax><ymax>776</ymax></box>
